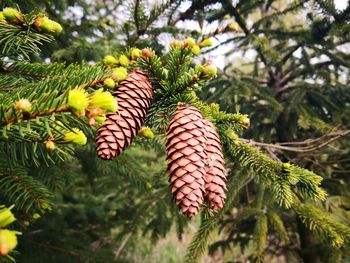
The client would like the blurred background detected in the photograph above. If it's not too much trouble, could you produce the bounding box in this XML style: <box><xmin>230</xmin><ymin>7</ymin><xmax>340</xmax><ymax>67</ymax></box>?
<box><xmin>1</xmin><ymin>0</ymin><xmax>350</xmax><ymax>262</ymax></box>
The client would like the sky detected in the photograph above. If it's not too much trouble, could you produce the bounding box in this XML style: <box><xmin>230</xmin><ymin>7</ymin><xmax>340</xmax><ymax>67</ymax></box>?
<box><xmin>334</xmin><ymin>0</ymin><xmax>348</xmax><ymax>10</ymax></box>
<box><xmin>63</xmin><ymin>0</ymin><xmax>349</xmax><ymax>69</ymax></box>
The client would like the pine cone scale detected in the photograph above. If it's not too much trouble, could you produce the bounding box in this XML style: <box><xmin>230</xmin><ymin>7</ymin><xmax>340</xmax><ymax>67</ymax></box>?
<box><xmin>96</xmin><ymin>70</ymin><xmax>153</xmax><ymax>160</ymax></box>
<box><xmin>166</xmin><ymin>104</ymin><xmax>208</xmax><ymax>218</ymax></box>
<box><xmin>202</xmin><ymin>118</ymin><xmax>227</xmax><ymax>211</ymax></box>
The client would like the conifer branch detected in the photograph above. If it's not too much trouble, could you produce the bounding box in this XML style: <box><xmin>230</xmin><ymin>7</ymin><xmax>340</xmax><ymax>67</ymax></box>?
<box><xmin>294</xmin><ymin>202</ymin><xmax>350</xmax><ymax>247</ymax></box>
<box><xmin>241</xmin><ymin>130</ymin><xmax>350</xmax><ymax>153</ymax></box>
<box><xmin>0</xmin><ymin>105</ymin><xmax>70</xmax><ymax>127</ymax></box>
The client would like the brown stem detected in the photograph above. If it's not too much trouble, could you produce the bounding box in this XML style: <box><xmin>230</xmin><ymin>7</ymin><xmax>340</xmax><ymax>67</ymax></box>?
<box><xmin>0</xmin><ymin>104</ymin><xmax>70</xmax><ymax>126</ymax></box>
<box><xmin>241</xmin><ymin>130</ymin><xmax>350</xmax><ymax>153</ymax></box>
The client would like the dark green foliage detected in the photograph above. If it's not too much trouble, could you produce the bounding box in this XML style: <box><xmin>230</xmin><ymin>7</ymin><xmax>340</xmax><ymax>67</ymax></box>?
<box><xmin>0</xmin><ymin>0</ymin><xmax>350</xmax><ymax>262</ymax></box>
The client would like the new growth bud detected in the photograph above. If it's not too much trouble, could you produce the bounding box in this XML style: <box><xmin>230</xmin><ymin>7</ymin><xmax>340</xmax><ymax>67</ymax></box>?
<box><xmin>15</xmin><ymin>99</ymin><xmax>32</xmax><ymax>113</ymax></box>
<box><xmin>170</xmin><ymin>39</ymin><xmax>181</xmax><ymax>48</ymax></box>
<box><xmin>32</xmin><ymin>213</ymin><xmax>41</xmax><ymax>220</ymax></box>
<box><xmin>183</xmin><ymin>37</ymin><xmax>196</xmax><ymax>48</ymax></box>
<box><xmin>239</xmin><ymin>116</ymin><xmax>250</xmax><ymax>127</ymax></box>
<box><xmin>228</xmin><ymin>22</ymin><xmax>240</xmax><ymax>32</ymax></box>
<box><xmin>0</xmin><ymin>208</ymin><xmax>15</xmax><ymax>228</ymax></box>
<box><xmin>63</xmin><ymin>128</ymin><xmax>87</xmax><ymax>145</ymax></box>
<box><xmin>191</xmin><ymin>45</ymin><xmax>201</xmax><ymax>55</ymax></box>
<box><xmin>44</xmin><ymin>140</ymin><xmax>56</xmax><ymax>151</ymax></box>
<box><xmin>199</xmin><ymin>38</ymin><xmax>213</xmax><ymax>47</ymax></box>
<box><xmin>202</xmin><ymin>62</ymin><xmax>218</xmax><ymax>77</ymax></box>
<box><xmin>2</xmin><ymin>8</ymin><xmax>24</xmax><ymax>25</ymax></box>
<box><xmin>282</xmin><ymin>162</ymin><xmax>291</xmax><ymax>169</ymax></box>
<box><xmin>119</xmin><ymin>55</ymin><xmax>130</xmax><ymax>67</ymax></box>
<box><xmin>89</xmin><ymin>89</ymin><xmax>118</xmax><ymax>112</ymax></box>
<box><xmin>34</xmin><ymin>16</ymin><xmax>62</xmax><ymax>34</ymax></box>
<box><xmin>94</xmin><ymin>115</ymin><xmax>106</xmax><ymax>124</ymax></box>
<box><xmin>131</xmin><ymin>48</ymin><xmax>141</xmax><ymax>60</ymax></box>
<box><xmin>0</xmin><ymin>230</ymin><xmax>18</xmax><ymax>256</ymax></box>
<box><xmin>68</xmin><ymin>87</ymin><xmax>89</xmax><ymax>111</ymax></box>
<box><xmin>0</xmin><ymin>12</ymin><xmax>6</xmax><ymax>23</ymax></box>
<box><xmin>103</xmin><ymin>78</ymin><xmax>115</xmax><ymax>89</ymax></box>
<box><xmin>138</xmin><ymin>126</ymin><xmax>154</xmax><ymax>139</ymax></box>
<box><xmin>112</xmin><ymin>67</ymin><xmax>128</xmax><ymax>82</ymax></box>
<box><xmin>141</xmin><ymin>48</ymin><xmax>151</xmax><ymax>58</ymax></box>
<box><xmin>103</xmin><ymin>55</ymin><xmax>117</xmax><ymax>67</ymax></box>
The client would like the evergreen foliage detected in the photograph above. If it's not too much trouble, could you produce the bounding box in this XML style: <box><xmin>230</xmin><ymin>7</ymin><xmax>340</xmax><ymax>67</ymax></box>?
<box><xmin>0</xmin><ymin>0</ymin><xmax>349</xmax><ymax>262</ymax></box>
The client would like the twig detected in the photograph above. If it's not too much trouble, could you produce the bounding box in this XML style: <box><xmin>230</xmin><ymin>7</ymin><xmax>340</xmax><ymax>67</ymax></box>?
<box><xmin>0</xmin><ymin>104</ymin><xmax>70</xmax><ymax>126</ymax></box>
<box><xmin>241</xmin><ymin>130</ymin><xmax>350</xmax><ymax>153</ymax></box>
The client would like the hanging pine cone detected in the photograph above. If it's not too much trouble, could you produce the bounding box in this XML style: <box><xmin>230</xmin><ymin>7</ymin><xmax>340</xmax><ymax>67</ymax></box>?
<box><xmin>203</xmin><ymin>119</ymin><xmax>227</xmax><ymax>211</ymax></box>
<box><xmin>166</xmin><ymin>104</ymin><xmax>207</xmax><ymax>218</ymax></box>
<box><xmin>96</xmin><ymin>70</ymin><xmax>153</xmax><ymax>160</ymax></box>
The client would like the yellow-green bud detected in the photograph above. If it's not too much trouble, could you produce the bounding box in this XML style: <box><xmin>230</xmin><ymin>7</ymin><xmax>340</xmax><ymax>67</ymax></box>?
<box><xmin>51</xmin><ymin>21</ymin><xmax>63</xmax><ymax>33</ymax></box>
<box><xmin>223</xmin><ymin>14</ymin><xmax>231</xmax><ymax>20</ymax></box>
<box><xmin>239</xmin><ymin>116</ymin><xmax>250</xmax><ymax>127</ymax></box>
<box><xmin>191</xmin><ymin>45</ymin><xmax>201</xmax><ymax>55</ymax></box>
<box><xmin>94</xmin><ymin>115</ymin><xmax>106</xmax><ymax>124</ymax></box>
<box><xmin>44</xmin><ymin>140</ymin><xmax>56</xmax><ymax>151</ymax></box>
<box><xmin>119</xmin><ymin>54</ymin><xmax>130</xmax><ymax>67</ymax></box>
<box><xmin>138</xmin><ymin>126</ymin><xmax>154</xmax><ymax>139</ymax></box>
<box><xmin>141</xmin><ymin>48</ymin><xmax>151</xmax><ymax>58</ymax></box>
<box><xmin>34</xmin><ymin>16</ymin><xmax>62</xmax><ymax>34</ymax></box>
<box><xmin>0</xmin><ymin>230</ymin><xmax>18</xmax><ymax>256</ymax></box>
<box><xmin>103</xmin><ymin>55</ymin><xmax>117</xmax><ymax>67</ymax></box>
<box><xmin>103</xmin><ymin>78</ymin><xmax>115</xmax><ymax>89</ymax></box>
<box><xmin>130</xmin><ymin>48</ymin><xmax>141</xmax><ymax>60</ymax></box>
<box><xmin>15</xmin><ymin>99</ymin><xmax>32</xmax><ymax>113</ymax></box>
<box><xmin>32</xmin><ymin>213</ymin><xmax>41</xmax><ymax>219</ymax></box>
<box><xmin>0</xmin><ymin>209</ymin><xmax>15</xmax><ymax>228</ymax></box>
<box><xmin>0</xmin><ymin>12</ymin><xmax>6</xmax><ymax>23</ymax></box>
<box><xmin>100</xmin><ymin>22</ymin><xmax>107</xmax><ymax>30</ymax></box>
<box><xmin>228</xmin><ymin>22</ymin><xmax>240</xmax><ymax>32</ymax></box>
<box><xmin>209</xmin><ymin>103</ymin><xmax>220</xmax><ymax>111</ymax></box>
<box><xmin>63</xmin><ymin>128</ymin><xmax>87</xmax><ymax>145</ymax></box>
<box><xmin>68</xmin><ymin>87</ymin><xmax>89</xmax><ymax>111</ymax></box>
<box><xmin>199</xmin><ymin>38</ymin><xmax>213</xmax><ymax>47</ymax></box>
<box><xmin>40</xmin><ymin>202</ymin><xmax>50</xmax><ymax>210</ymax></box>
<box><xmin>203</xmin><ymin>62</ymin><xmax>218</xmax><ymax>77</ymax></box>
<box><xmin>3</xmin><ymin>8</ymin><xmax>23</xmax><ymax>25</ymax></box>
<box><xmin>112</xmin><ymin>67</ymin><xmax>128</xmax><ymax>82</ymax></box>
<box><xmin>184</xmin><ymin>37</ymin><xmax>196</xmax><ymax>47</ymax></box>
<box><xmin>282</xmin><ymin>162</ymin><xmax>291</xmax><ymax>169</ymax></box>
<box><xmin>89</xmin><ymin>88</ymin><xmax>118</xmax><ymax>112</ymax></box>
<box><xmin>195</xmin><ymin>65</ymin><xmax>204</xmax><ymax>75</ymax></box>
<box><xmin>170</xmin><ymin>39</ymin><xmax>181</xmax><ymax>48</ymax></box>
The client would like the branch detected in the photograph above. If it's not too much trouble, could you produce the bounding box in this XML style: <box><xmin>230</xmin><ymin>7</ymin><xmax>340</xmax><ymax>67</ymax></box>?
<box><xmin>241</xmin><ymin>130</ymin><xmax>350</xmax><ymax>153</ymax></box>
<box><xmin>0</xmin><ymin>104</ymin><xmax>70</xmax><ymax>126</ymax></box>
<box><xmin>223</xmin><ymin>0</ymin><xmax>275</xmax><ymax>82</ymax></box>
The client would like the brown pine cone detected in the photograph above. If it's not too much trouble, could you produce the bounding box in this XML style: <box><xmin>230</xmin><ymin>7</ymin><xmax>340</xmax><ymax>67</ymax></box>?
<box><xmin>96</xmin><ymin>70</ymin><xmax>153</xmax><ymax>160</ymax></box>
<box><xmin>166</xmin><ymin>104</ymin><xmax>207</xmax><ymax>218</ymax></box>
<box><xmin>203</xmin><ymin>119</ymin><xmax>227</xmax><ymax>211</ymax></box>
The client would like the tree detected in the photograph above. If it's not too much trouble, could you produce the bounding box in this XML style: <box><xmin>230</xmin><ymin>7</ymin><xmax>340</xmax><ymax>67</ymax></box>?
<box><xmin>0</xmin><ymin>1</ymin><xmax>349</xmax><ymax>262</ymax></box>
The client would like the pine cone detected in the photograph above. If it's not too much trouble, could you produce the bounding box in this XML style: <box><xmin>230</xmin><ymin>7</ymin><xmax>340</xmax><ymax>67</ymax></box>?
<box><xmin>96</xmin><ymin>70</ymin><xmax>153</xmax><ymax>160</ymax></box>
<box><xmin>166</xmin><ymin>105</ymin><xmax>207</xmax><ymax>218</ymax></box>
<box><xmin>203</xmin><ymin>119</ymin><xmax>227</xmax><ymax>211</ymax></box>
